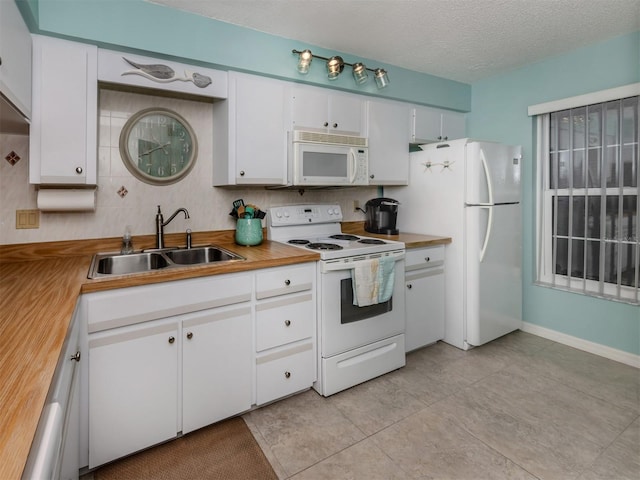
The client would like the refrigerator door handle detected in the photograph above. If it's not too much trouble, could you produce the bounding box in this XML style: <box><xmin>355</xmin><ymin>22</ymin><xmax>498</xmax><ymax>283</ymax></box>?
<box><xmin>479</xmin><ymin>205</ymin><xmax>493</xmax><ymax>263</ymax></box>
<box><xmin>479</xmin><ymin>149</ymin><xmax>494</xmax><ymax>205</ymax></box>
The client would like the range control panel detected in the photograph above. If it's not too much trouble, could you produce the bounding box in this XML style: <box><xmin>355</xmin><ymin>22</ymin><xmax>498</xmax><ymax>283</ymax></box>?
<box><xmin>268</xmin><ymin>204</ymin><xmax>343</xmax><ymax>226</ymax></box>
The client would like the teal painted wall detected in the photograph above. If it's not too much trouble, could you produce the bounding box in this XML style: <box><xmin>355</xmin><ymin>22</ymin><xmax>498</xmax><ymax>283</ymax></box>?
<box><xmin>21</xmin><ymin>0</ymin><xmax>470</xmax><ymax>111</ymax></box>
<box><xmin>468</xmin><ymin>31</ymin><xmax>640</xmax><ymax>355</ymax></box>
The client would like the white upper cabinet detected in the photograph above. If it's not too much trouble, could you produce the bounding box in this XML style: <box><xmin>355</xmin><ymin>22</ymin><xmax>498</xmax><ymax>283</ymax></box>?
<box><xmin>30</xmin><ymin>35</ymin><xmax>98</xmax><ymax>185</ymax></box>
<box><xmin>292</xmin><ymin>85</ymin><xmax>366</xmax><ymax>136</ymax></box>
<box><xmin>367</xmin><ymin>99</ymin><xmax>411</xmax><ymax>185</ymax></box>
<box><xmin>0</xmin><ymin>0</ymin><xmax>32</xmax><ymax>121</ymax></box>
<box><xmin>213</xmin><ymin>72</ymin><xmax>289</xmax><ymax>186</ymax></box>
<box><xmin>412</xmin><ymin>106</ymin><xmax>466</xmax><ymax>144</ymax></box>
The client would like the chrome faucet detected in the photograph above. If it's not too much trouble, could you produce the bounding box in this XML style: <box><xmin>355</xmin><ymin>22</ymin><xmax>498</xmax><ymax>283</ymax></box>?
<box><xmin>155</xmin><ymin>205</ymin><xmax>190</xmax><ymax>249</ymax></box>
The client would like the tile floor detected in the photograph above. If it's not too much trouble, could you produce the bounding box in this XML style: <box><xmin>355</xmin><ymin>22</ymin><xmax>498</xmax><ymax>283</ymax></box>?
<box><xmin>243</xmin><ymin>331</ymin><xmax>640</xmax><ymax>480</ymax></box>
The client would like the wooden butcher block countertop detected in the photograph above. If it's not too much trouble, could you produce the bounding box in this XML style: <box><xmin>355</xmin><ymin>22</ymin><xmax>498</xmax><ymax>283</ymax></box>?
<box><xmin>341</xmin><ymin>222</ymin><xmax>452</xmax><ymax>248</ymax></box>
<box><xmin>0</xmin><ymin>230</ymin><xmax>318</xmax><ymax>480</ymax></box>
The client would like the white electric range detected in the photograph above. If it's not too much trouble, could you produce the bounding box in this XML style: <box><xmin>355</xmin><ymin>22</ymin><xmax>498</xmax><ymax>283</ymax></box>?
<box><xmin>267</xmin><ymin>204</ymin><xmax>406</xmax><ymax>396</ymax></box>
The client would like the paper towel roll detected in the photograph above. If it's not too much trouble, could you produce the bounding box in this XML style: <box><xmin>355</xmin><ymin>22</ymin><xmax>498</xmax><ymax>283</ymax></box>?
<box><xmin>37</xmin><ymin>188</ymin><xmax>97</xmax><ymax>212</ymax></box>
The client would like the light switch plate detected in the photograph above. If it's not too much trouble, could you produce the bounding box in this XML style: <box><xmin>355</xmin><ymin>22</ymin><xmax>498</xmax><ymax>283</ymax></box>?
<box><xmin>16</xmin><ymin>209</ymin><xmax>39</xmax><ymax>229</ymax></box>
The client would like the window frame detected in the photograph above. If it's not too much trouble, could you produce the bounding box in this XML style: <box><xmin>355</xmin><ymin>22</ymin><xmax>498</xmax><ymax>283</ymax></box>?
<box><xmin>534</xmin><ymin>93</ymin><xmax>639</xmax><ymax>304</ymax></box>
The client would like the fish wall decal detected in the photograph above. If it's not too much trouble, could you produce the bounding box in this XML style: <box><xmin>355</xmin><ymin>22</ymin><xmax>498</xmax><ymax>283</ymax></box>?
<box><xmin>121</xmin><ymin>57</ymin><xmax>212</xmax><ymax>88</ymax></box>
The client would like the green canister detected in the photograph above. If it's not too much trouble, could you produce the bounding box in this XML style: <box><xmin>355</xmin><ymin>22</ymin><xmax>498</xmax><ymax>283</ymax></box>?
<box><xmin>235</xmin><ymin>218</ymin><xmax>263</xmax><ymax>246</ymax></box>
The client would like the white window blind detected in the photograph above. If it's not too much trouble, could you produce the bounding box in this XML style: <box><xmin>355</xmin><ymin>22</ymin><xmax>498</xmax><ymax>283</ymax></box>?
<box><xmin>536</xmin><ymin>96</ymin><xmax>639</xmax><ymax>304</ymax></box>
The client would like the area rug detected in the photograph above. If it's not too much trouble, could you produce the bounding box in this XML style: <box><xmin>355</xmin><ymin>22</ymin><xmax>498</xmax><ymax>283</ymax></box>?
<box><xmin>93</xmin><ymin>416</ymin><xmax>278</xmax><ymax>480</ymax></box>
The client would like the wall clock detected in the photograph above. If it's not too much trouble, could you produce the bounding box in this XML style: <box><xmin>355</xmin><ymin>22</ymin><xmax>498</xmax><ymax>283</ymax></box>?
<box><xmin>119</xmin><ymin>107</ymin><xmax>198</xmax><ymax>185</ymax></box>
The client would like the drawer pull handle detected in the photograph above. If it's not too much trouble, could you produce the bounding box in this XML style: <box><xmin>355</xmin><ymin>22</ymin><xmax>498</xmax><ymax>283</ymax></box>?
<box><xmin>70</xmin><ymin>351</ymin><xmax>81</xmax><ymax>362</ymax></box>
<box><xmin>284</xmin><ymin>320</ymin><xmax>291</xmax><ymax>327</ymax></box>
<box><xmin>284</xmin><ymin>279</ymin><xmax>291</xmax><ymax>286</ymax></box>
<box><xmin>284</xmin><ymin>371</ymin><xmax>291</xmax><ymax>379</ymax></box>
<box><xmin>186</xmin><ymin>332</ymin><xmax>193</xmax><ymax>340</ymax></box>
<box><xmin>168</xmin><ymin>336</ymin><xmax>175</xmax><ymax>344</ymax></box>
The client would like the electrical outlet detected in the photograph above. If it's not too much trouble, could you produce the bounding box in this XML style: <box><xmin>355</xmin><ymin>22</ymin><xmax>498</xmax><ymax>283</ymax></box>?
<box><xmin>353</xmin><ymin>200</ymin><xmax>360</xmax><ymax>212</ymax></box>
<box><xmin>16</xmin><ymin>209</ymin><xmax>40</xmax><ymax>229</ymax></box>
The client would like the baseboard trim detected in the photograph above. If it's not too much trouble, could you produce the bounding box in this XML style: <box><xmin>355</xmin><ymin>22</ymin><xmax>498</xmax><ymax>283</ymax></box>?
<box><xmin>521</xmin><ymin>322</ymin><xmax>640</xmax><ymax>369</ymax></box>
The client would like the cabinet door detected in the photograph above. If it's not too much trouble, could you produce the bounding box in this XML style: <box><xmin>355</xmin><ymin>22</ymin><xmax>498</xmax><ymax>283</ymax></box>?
<box><xmin>182</xmin><ymin>306</ymin><xmax>252</xmax><ymax>434</ymax></box>
<box><xmin>367</xmin><ymin>100</ymin><xmax>411</xmax><ymax>185</ymax></box>
<box><xmin>405</xmin><ymin>269</ymin><xmax>445</xmax><ymax>352</ymax></box>
<box><xmin>234</xmin><ymin>73</ymin><xmax>288</xmax><ymax>184</ymax></box>
<box><xmin>412</xmin><ymin>106</ymin><xmax>443</xmax><ymax>143</ymax></box>
<box><xmin>292</xmin><ymin>87</ymin><xmax>329</xmax><ymax>132</ymax></box>
<box><xmin>30</xmin><ymin>35</ymin><xmax>97</xmax><ymax>185</ymax></box>
<box><xmin>0</xmin><ymin>0</ymin><xmax>31</xmax><ymax>118</ymax></box>
<box><xmin>328</xmin><ymin>92</ymin><xmax>364</xmax><ymax>135</ymax></box>
<box><xmin>441</xmin><ymin>111</ymin><xmax>466</xmax><ymax>141</ymax></box>
<box><xmin>89</xmin><ymin>320</ymin><xmax>179</xmax><ymax>468</ymax></box>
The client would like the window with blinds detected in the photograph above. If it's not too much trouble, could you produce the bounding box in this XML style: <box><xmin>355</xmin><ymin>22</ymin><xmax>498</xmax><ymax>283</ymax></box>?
<box><xmin>537</xmin><ymin>96</ymin><xmax>639</xmax><ymax>303</ymax></box>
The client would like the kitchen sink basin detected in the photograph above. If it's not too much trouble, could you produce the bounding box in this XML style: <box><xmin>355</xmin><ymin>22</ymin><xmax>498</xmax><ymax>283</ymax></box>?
<box><xmin>88</xmin><ymin>246</ymin><xmax>245</xmax><ymax>278</ymax></box>
<box><xmin>164</xmin><ymin>246</ymin><xmax>242</xmax><ymax>265</ymax></box>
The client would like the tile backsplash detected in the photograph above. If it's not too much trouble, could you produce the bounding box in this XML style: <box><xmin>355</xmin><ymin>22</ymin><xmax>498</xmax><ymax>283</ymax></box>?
<box><xmin>0</xmin><ymin>89</ymin><xmax>377</xmax><ymax>245</ymax></box>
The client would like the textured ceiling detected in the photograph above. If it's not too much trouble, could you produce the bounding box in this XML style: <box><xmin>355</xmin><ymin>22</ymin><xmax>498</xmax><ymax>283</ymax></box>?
<box><xmin>149</xmin><ymin>0</ymin><xmax>640</xmax><ymax>84</ymax></box>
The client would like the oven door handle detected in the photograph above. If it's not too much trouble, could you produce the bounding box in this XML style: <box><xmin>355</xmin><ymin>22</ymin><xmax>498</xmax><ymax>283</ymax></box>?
<box><xmin>320</xmin><ymin>250</ymin><xmax>405</xmax><ymax>273</ymax></box>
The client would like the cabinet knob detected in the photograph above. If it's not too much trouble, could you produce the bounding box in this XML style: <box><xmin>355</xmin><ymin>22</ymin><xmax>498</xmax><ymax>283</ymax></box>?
<box><xmin>323</xmin><ymin>122</ymin><xmax>329</xmax><ymax>127</ymax></box>
<box><xmin>284</xmin><ymin>279</ymin><xmax>291</xmax><ymax>286</ymax></box>
<box><xmin>370</xmin><ymin>174</ymin><xmax>375</xmax><ymax>179</ymax></box>
<box><xmin>70</xmin><ymin>351</ymin><xmax>81</xmax><ymax>362</ymax></box>
<box><xmin>333</xmin><ymin>123</ymin><xmax>338</xmax><ymax>128</ymax></box>
<box><xmin>75</xmin><ymin>167</ymin><xmax>83</xmax><ymax>174</ymax></box>
<box><xmin>425</xmin><ymin>257</ymin><xmax>430</xmax><ymax>262</ymax></box>
<box><xmin>239</xmin><ymin>170</ymin><xmax>245</xmax><ymax>176</ymax></box>
<box><xmin>443</xmin><ymin>136</ymin><xmax>448</xmax><ymax>141</ymax></box>
<box><xmin>284</xmin><ymin>371</ymin><xmax>291</xmax><ymax>379</ymax></box>
<box><xmin>284</xmin><ymin>320</ymin><xmax>291</xmax><ymax>327</ymax></box>
<box><xmin>186</xmin><ymin>332</ymin><xmax>193</xmax><ymax>340</ymax></box>
<box><xmin>407</xmin><ymin>284</ymin><xmax>412</xmax><ymax>289</ymax></box>
<box><xmin>168</xmin><ymin>336</ymin><xmax>175</xmax><ymax>344</ymax></box>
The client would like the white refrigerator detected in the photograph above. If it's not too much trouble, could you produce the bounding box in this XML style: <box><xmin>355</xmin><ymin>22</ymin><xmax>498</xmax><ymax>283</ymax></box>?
<box><xmin>388</xmin><ymin>138</ymin><xmax>522</xmax><ymax>350</ymax></box>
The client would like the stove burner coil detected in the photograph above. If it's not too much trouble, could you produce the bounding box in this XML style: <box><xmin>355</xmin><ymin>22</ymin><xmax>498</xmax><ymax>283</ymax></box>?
<box><xmin>357</xmin><ymin>238</ymin><xmax>386</xmax><ymax>245</ymax></box>
<box><xmin>306</xmin><ymin>242</ymin><xmax>343</xmax><ymax>251</ymax></box>
<box><xmin>288</xmin><ymin>239</ymin><xmax>311</xmax><ymax>245</ymax></box>
<box><xmin>329</xmin><ymin>234</ymin><xmax>360</xmax><ymax>241</ymax></box>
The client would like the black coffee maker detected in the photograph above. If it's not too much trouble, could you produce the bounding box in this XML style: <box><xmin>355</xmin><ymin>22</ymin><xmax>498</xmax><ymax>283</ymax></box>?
<box><xmin>364</xmin><ymin>198</ymin><xmax>400</xmax><ymax>235</ymax></box>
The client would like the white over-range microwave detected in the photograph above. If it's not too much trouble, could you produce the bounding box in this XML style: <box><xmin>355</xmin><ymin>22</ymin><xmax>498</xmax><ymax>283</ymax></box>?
<box><xmin>290</xmin><ymin>130</ymin><xmax>369</xmax><ymax>186</ymax></box>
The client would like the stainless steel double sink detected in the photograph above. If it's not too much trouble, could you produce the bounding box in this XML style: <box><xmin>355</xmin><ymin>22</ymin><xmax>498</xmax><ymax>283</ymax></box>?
<box><xmin>88</xmin><ymin>246</ymin><xmax>245</xmax><ymax>278</ymax></box>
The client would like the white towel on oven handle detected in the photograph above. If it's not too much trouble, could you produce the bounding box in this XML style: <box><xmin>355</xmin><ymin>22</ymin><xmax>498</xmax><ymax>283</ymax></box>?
<box><xmin>351</xmin><ymin>256</ymin><xmax>396</xmax><ymax>307</ymax></box>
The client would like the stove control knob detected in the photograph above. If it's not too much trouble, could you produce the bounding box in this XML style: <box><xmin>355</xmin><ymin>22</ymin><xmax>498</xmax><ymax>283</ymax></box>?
<box><xmin>283</xmin><ymin>211</ymin><xmax>290</xmax><ymax>218</ymax></box>
<box><xmin>275</xmin><ymin>211</ymin><xmax>282</xmax><ymax>218</ymax></box>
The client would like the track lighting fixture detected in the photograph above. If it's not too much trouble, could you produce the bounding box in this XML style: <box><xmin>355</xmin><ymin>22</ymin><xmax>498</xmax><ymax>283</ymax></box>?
<box><xmin>293</xmin><ymin>49</ymin><xmax>389</xmax><ymax>88</ymax></box>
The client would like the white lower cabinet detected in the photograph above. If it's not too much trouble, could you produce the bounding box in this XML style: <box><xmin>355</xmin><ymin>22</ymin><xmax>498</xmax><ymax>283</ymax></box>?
<box><xmin>404</xmin><ymin>246</ymin><xmax>446</xmax><ymax>352</ymax></box>
<box><xmin>182</xmin><ymin>305</ymin><xmax>252</xmax><ymax>433</ymax></box>
<box><xmin>83</xmin><ymin>264</ymin><xmax>316</xmax><ymax>468</ymax></box>
<box><xmin>255</xmin><ymin>264</ymin><xmax>316</xmax><ymax>405</ymax></box>
<box><xmin>89</xmin><ymin>319</ymin><xmax>180</xmax><ymax>468</ymax></box>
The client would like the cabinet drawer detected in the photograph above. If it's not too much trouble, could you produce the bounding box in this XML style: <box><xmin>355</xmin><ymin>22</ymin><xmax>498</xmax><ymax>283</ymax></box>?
<box><xmin>256</xmin><ymin>342</ymin><xmax>315</xmax><ymax>405</ymax></box>
<box><xmin>405</xmin><ymin>246</ymin><xmax>444</xmax><ymax>271</ymax></box>
<box><xmin>256</xmin><ymin>293</ymin><xmax>314</xmax><ymax>351</ymax></box>
<box><xmin>256</xmin><ymin>263</ymin><xmax>314</xmax><ymax>299</ymax></box>
<box><xmin>85</xmin><ymin>273</ymin><xmax>252</xmax><ymax>333</ymax></box>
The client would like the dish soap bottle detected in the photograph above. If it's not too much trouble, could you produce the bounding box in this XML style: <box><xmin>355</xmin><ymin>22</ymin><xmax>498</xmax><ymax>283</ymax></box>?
<box><xmin>121</xmin><ymin>225</ymin><xmax>134</xmax><ymax>254</ymax></box>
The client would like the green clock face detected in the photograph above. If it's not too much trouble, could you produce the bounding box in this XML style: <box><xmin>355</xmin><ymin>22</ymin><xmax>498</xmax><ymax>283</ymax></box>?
<box><xmin>119</xmin><ymin>107</ymin><xmax>197</xmax><ymax>185</ymax></box>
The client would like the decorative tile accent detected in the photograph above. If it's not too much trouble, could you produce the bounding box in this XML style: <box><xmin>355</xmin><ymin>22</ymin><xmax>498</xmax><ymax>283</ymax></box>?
<box><xmin>5</xmin><ymin>151</ymin><xmax>20</xmax><ymax>166</ymax></box>
<box><xmin>117</xmin><ymin>186</ymin><xmax>128</xmax><ymax>198</ymax></box>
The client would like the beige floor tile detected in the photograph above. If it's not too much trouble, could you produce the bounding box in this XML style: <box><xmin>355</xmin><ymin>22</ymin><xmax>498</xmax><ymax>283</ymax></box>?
<box><xmin>328</xmin><ymin>375</ymin><xmax>428</xmax><ymax>436</ymax></box>
<box><xmin>430</xmin><ymin>384</ymin><xmax>605</xmax><ymax>479</ymax></box>
<box><xmin>525</xmin><ymin>342</ymin><xmax>640</xmax><ymax>413</ymax></box>
<box><xmin>371</xmin><ymin>408</ymin><xmax>537</xmax><ymax>480</ymax></box>
<box><xmin>244</xmin><ymin>389</ymin><xmax>366</xmax><ymax>476</ymax></box>
<box><xmin>290</xmin><ymin>437</ymin><xmax>418</xmax><ymax>480</ymax></box>
<box><xmin>579</xmin><ymin>417</ymin><xmax>640</xmax><ymax>480</ymax></box>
